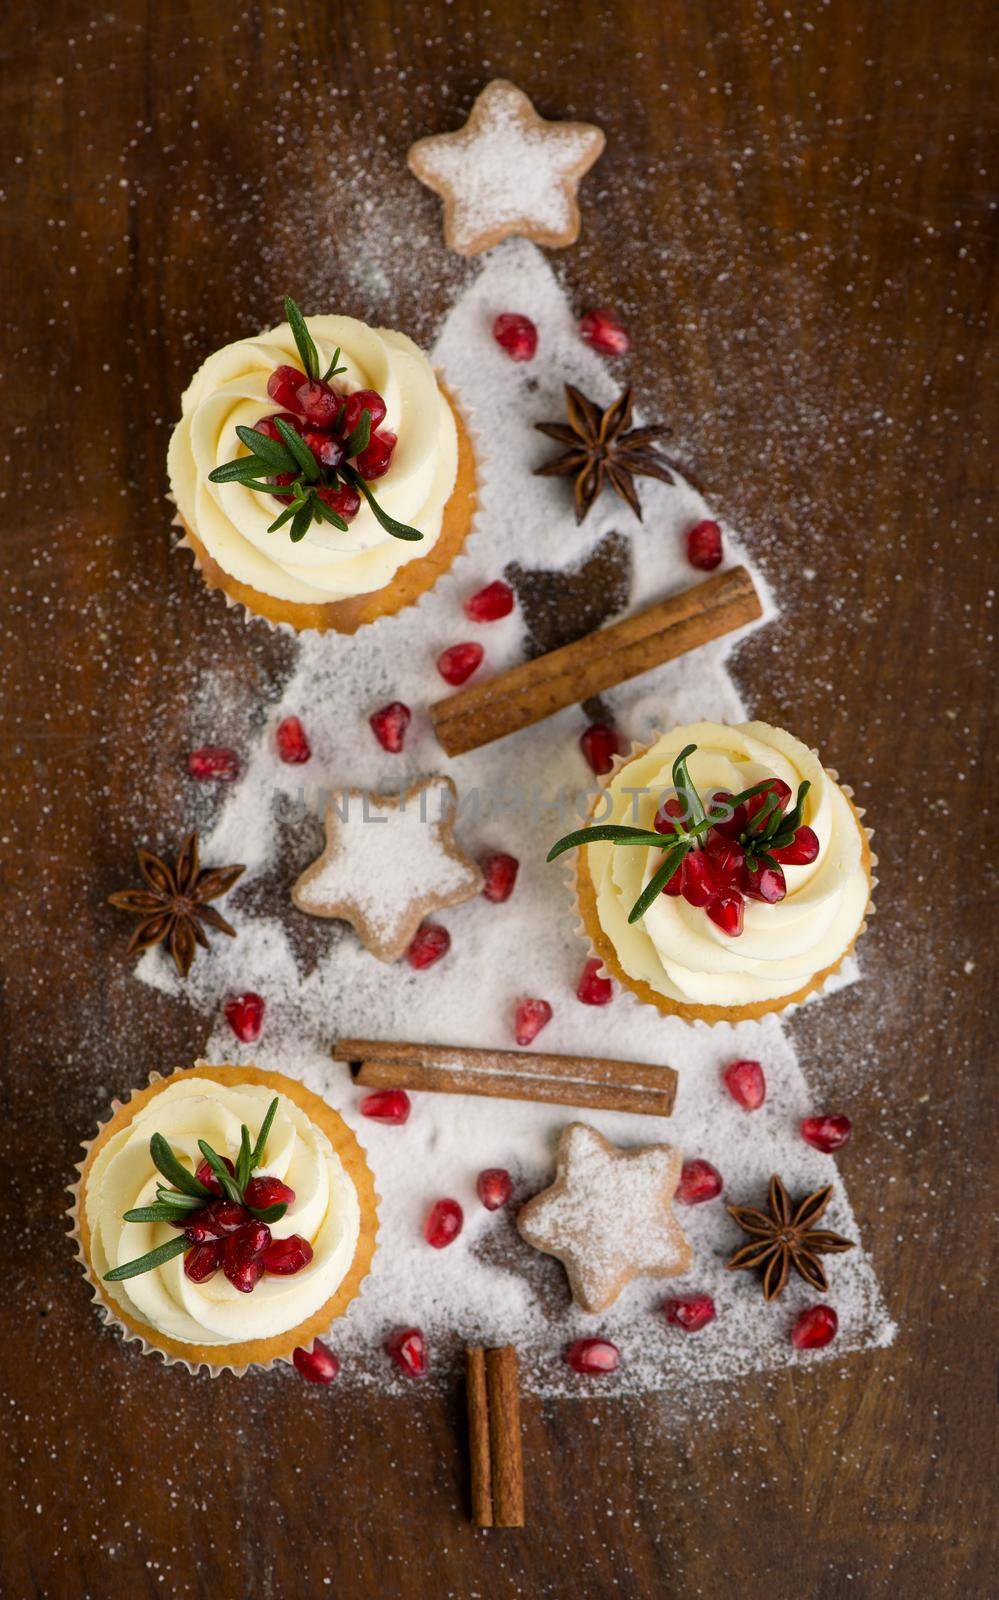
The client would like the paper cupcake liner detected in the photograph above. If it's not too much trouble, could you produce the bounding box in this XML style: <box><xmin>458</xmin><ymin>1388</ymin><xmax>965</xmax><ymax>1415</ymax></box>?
<box><xmin>567</xmin><ymin>733</ymin><xmax>877</xmax><ymax>1029</ymax></box>
<box><xmin>67</xmin><ymin>1063</ymin><xmax>380</xmax><ymax>1378</ymax></box>
<box><xmin>170</xmin><ymin>379</ymin><xmax>484</xmax><ymax>636</ymax></box>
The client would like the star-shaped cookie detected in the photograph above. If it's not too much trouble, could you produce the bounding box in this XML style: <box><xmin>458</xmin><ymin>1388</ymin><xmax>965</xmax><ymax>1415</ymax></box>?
<box><xmin>517</xmin><ymin>1124</ymin><xmax>692</xmax><ymax>1312</ymax></box>
<box><xmin>407</xmin><ymin>79</ymin><xmax>606</xmax><ymax>256</ymax></box>
<box><xmin>291</xmin><ymin>775</ymin><xmax>483</xmax><ymax>963</ymax></box>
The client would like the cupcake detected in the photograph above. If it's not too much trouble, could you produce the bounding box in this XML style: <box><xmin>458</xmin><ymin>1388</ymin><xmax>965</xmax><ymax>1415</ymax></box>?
<box><xmin>71</xmin><ymin>1063</ymin><xmax>377</xmax><ymax>1374</ymax></box>
<box><xmin>550</xmin><ymin>721</ymin><xmax>873</xmax><ymax>1024</ymax></box>
<box><xmin>167</xmin><ymin>297</ymin><xmax>476</xmax><ymax>632</ymax></box>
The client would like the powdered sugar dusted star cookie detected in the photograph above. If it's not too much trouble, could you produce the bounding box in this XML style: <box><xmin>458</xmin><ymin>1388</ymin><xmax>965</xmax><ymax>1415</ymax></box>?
<box><xmin>291</xmin><ymin>775</ymin><xmax>483</xmax><ymax>963</ymax></box>
<box><xmin>517</xmin><ymin>1123</ymin><xmax>692</xmax><ymax>1312</ymax></box>
<box><xmin>407</xmin><ymin>79</ymin><xmax>606</xmax><ymax>256</ymax></box>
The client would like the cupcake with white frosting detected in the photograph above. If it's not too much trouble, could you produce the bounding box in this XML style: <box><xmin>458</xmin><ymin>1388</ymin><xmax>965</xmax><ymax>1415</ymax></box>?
<box><xmin>167</xmin><ymin>297</ymin><xmax>476</xmax><ymax>632</ymax></box>
<box><xmin>550</xmin><ymin>721</ymin><xmax>873</xmax><ymax>1024</ymax></box>
<box><xmin>71</xmin><ymin>1064</ymin><xmax>377</xmax><ymax>1374</ymax></box>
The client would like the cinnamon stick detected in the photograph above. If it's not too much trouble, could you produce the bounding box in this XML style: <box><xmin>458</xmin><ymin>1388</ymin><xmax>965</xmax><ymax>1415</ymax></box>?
<box><xmin>334</xmin><ymin>1038</ymin><xmax>677</xmax><ymax>1118</ymax></box>
<box><xmin>466</xmin><ymin>1347</ymin><xmax>493</xmax><ymax>1527</ymax></box>
<box><xmin>430</xmin><ymin>565</ymin><xmax>762</xmax><ymax>756</ymax></box>
<box><xmin>466</xmin><ymin>1346</ymin><xmax>524</xmax><ymax>1528</ymax></box>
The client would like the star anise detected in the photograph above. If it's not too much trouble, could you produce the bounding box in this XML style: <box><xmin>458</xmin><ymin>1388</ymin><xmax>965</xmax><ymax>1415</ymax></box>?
<box><xmin>726</xmin><ymin>1174</ymin><xmax>855</xmax><ymax>1301</ymax></box>
<box><xmin>108</xmin><ymin>832</ymin><xmax>245</xmax><ymax>979</ymax></box>
<box><xmin>535</xmin><ymin>384</ymin><xmax>681</xmax><ymax>522</ymax></box>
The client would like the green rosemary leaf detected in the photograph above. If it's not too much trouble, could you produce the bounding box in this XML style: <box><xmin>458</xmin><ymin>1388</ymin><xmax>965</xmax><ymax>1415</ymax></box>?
<box><xmin>149</xmin><ymin>1133</ymin><xmax>211</xmax><ymax>1199</ymax></box>
<box><xmin>290</xmin><ymin>499</ymin><xmax>315</xmax><ymax>542</ymax></box>
<box><xmin>250</xmin><ymin>1098</ymin><xmax>279</xmax><ymax>1171</ymax></box>
<box><xmin>546</xmin><ymin>824</ymin><xmax>679</xmax><ymax>863</ymax></box>
<box><xmin>342</xmin><ymin>409</ymin><xmax>371</xmax><ymax>460</ymax></box>
<box><xmin>275</xmin><ymin>417</ymin><xmax>320</xmax><ymax>482</ymax></box>
<box><xmin>236</xmin><ymin>1126</ymin><xmax>253</xmax><ymax>1192</ymax></box>
<box><xmin>197</xmin><ymin>1141</ymin><xmax>244</xmax><ymax>1206</ymax></box>
<box><xmin>234</xmin><ymin>426</ymin><xmax>296</xmax><ymax>471</ymax></box>
<box><xmin>321</xmin><ymin>346</ymin><xmax>346</xmax><ymax>382</ymax></box>
<box><xmin>284</xmin><ymin>295</ymin><xmax>319</xmax><ymax>381</ymax></box>
<box><xmin>122</xmin><ymin>1203</ymin><xmax>191</xmax><ymax>1224</ymax></box>
<box><xmin>246</xmin><ymin>1201</ymin><xmax>288</xmax><ymax>1225</ymax></box>
<box><xmin>267</xmin><ymin>501</ymin><xmax>304</xmax><ymax>534</ymax></box>
<box><xmin>756</xmin><ymin>851</ymin><xmax>780</xmax><ymax>872</ymax></box>
<box><xmin>311</xmin><ymin>497</ymin><xmax>349</xmax><ymax>532</ymax></box>
<box><xmin>342</xmin><ymin>465</ymin><xmax>423</xmax><ymax>542</ymax></box>
<box><xmin>209</xmin><ymin>455</ymin><xmax>281</xmax><ymax>485</ymax></box>
<box><xmin>748</xmin><ymin>791</ymin><xmax>782</xmax><ymax>838</ymax></box>
<box><xmin>779</xmin><ymin>780</ymin><xmax>811</xmax><ymax>837</ymax></box>
<box><xmin>104</xmin><ymin>1235</ymin><xmax>188</xmax><ymax>1282</ymax></box>
<box><xmin>628</xmin><ymin>843</ymin><xmax>690</xmax><ymax>924</ymax></box>
<box><xmin>726</xmin><ymin>778</ymin><xmax>781</xmax><ymax>809</ymax></box>
<box><xmin>671</xmin><ymin>745</ymin><xmax>706</xmax><ymax>830</ymax></box>
<box><xmin>154</xmin><ymin>1186</ymin><xmax>202</xmax><ymax>1210</ymax></box>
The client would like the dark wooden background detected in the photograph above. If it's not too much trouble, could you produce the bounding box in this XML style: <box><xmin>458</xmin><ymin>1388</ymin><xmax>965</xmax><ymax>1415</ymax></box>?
<box><xmin>1</xmin><ymin>2</ymin><xmax>994</xmax><ymax>1596</ymax></box>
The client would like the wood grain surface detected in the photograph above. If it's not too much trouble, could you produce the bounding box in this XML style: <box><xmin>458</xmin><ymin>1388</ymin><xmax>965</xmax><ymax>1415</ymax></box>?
<box><xmin>0</xmin><ymin>2</ymin><xmax>994</xmax><ymax>1596</ymax></box>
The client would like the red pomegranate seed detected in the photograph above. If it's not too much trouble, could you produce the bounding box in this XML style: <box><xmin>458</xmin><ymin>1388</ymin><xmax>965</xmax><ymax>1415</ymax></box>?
<box><xmin>270</xmin><ymin>470</ymin><xmax>297</xmax><ymax>505</ymax></box>
<box><xmin>224</xmin><ymin>991</ymin><xmax>265</xmax><ymax>1044</ymax></box>
<box><xmin>741</xmin><ymin>863</ymin><xmax>787</xmax><ymax>904</ymax></box>
<box><xmin>579</xmin><ymin>307</ymin><xmax>630</xmax><ymax>356</ymax></box>
<box><xmin>424</xmin><ymin>1198</ymin><xmax>463</xmax><ymax>1249</ymax></box>
<box><xmin>369</xmin><ymin>701</ymin><xmax>411</xmax><ymax>752</ymax></box>
<box><xmin>316</xmin><ymin>482</ymin><xmax>361</xmax><ymax>520</ymax></box>
<box><xmin>222</xmin><ymin>1222</ymin><xmax>271</xmax><ymax>1292</ymax></box>
<box><xmin>360</xmin><ymin>1089</ymin><xmax>411</xmax><ymax>1125</ymax></box>
<box><xmin>296</xmin><ymin>378</ymin><xmax>341</xmax><ymax>428</ymax></box>
<box><xmin>303</xmin><ymin>428</ymin><xmax>345</xmax><ymax>469</ymax></box>
<box><xmin>464</xmin><ymin>579</ymin><xmax>515</xmax><ymax>622</ymax></box>
<box><xmin>577</xmin><ymin>957</ymin><xmax>613</xmax><ymax>1006</ymax></box>
<box><xmin>407</xmin><ymin>923</ymin><xmax>450</xmax><ymax>970</ymax></box>
<box><xmin>580</xmin><ymin>722</ymin><xmax>620</xmax><ymax>776</ymax></box>
<box><xmin>492</xmin><ymin>312</ymin><xmax>538</xmax><ymax>361</ymax></box>
<box><xmin>183</xmin><ymin>1242</ymin><xmax>221</xmax><ymax>1282</ymax></box>
<box><xmin>276</xmin><ymin>715</ymin><xmax>311</xmax><ymax>765</ymax></box>
<box><xmin>255</xmin><ymin>412</ymin><xmax>304</xmax><ymax>441</ymax></box>
<box><xmin>476</xmin><ymin>1168</ymin><xmax>513</xmax><ymax>1210</ymax></box>
<box><xmin>514</xmin><ymin>997</ymin><xmax>552</xmax><ymax>1047</ymax></box>
<box><xmin>745</xmin><ymin>778</ymin><xmax>791</xmax><ymax>825</ymax></box>
<box><xmin>772</xmin><ymin>825</ymin><xmax>820</xmax><ymax>866</ymax></box>
<box><xmin>565</xmin><ymin>1337</ymin><xmax>620</xmax><ymax>1375</ymax></box>
<box><xmin>707</xmin><ymin>892</ymin><xmax>744</xmax><ymax>936</ymax></box>
<box><xmin>293</xmin><ymin>1340</ymin><xmax>340</xmax><ymax>1384</ymax></box>
<box><xmin>437</xmin><ymin>641</ymin><xmax>484</xmax><ymax>686</ymax></box>
<box><xmin>686</xmin><ymin>519</ymin><xmax>723</xmax><ymax>571</ymax></box>
<box><xmin>261</xmin><ymin>1233</ymin><xmax>314</xmax><ymax>1275</ymax></box>
<box><xmin>223</xmin><ymin>1250</ymin><xmax>264</xmax><ymax>1295</ymax></box>
<box><xmin>340</xmin><ymin>388</ymin><xmax>388</xmax><ymax>435</ymax></box>
<box><xmin>244</xmin><ymin>1175</ymin><xmax>295</xmax><ymax>1209</ymax></box>
<box><xmin>187</xmin><ymin>745</ymin><xmax>239</xmax><ymax>782</ymax></box>
<box><xmin>708</xmin><ymin>789</ymin><xmax>747</xmax><ymax>838</ymax></box>
<box><xmin>722</xmin><ymin>1058</ymin><xmax>766</xmax><ymax>1111</ymax></box>
<box><xmin>660</xmin><ymin>855</ymin><xmax>685</xmax><ymax>896</ymax></box>
<box><xmin>705</xmin><ymin>830</ymin><xmax>745</xmax><ymax>885</ymax></box>
<box><xmin>801</xmin><ymin>1114</ymin><xmax>852</xmax><ymax>1153</ymax></box>
<box><xmin>791</xmin><ymin>1304</ymin><xmax>839</xmax><ymax>1349</ymax></box>
<box><xmin>193</xmin><ymin>1158</ymin><xmax>236</xmax><ymax>1199</ymax></box>
<box><xmin>675</xmin><ymin>1158</ymin><xmax>723</xmax><ymax>1205</ymax></box>
<box><xmin>481</xmin><ymin>851</ymin><xmax>519</xmax><ymax>903</ymax></box>
<box><xmin>355</xmin><ymin>430</ymin><xmax>396</xmax><ymax>478</ymax></box>
<box><xmin>664</xmin><ymin>1295</ymin><xmax>716</xmax><ymax>1333</ymax></box>
<box><xmin>182</xmin><ymin>1199</ymin><xmax>248</xmax><ymax>1243</ymax></box>
<box><xmin>266</xmin><ymin>365</ymin><xmax>307</xmax><ymax>412</ymax></box>
<box><xmin>386</xmin><ymin>1326</ymin><xmax>428</xmax><ymax>1377</ymax></box>
<box><xmin>654</xmin><ymin>795</ymin><xmax>685</xmax><ymax>835</ymax></box>
<box><xmin>681</xmin><ymin>851</ymin><xmax>718</xmax><ymax>907</ymax></box>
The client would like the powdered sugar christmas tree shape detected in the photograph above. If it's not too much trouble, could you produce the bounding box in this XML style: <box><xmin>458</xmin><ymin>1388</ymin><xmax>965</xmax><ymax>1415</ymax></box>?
<box><xmin>408</xmin><ymin>80</ymin><xmax>606</xmax><ymax>255</ymax></box>
<box><xmin>134</xmin><ymin>238</ymin><xmax>895</xmax><ymax>1400</ymax></box>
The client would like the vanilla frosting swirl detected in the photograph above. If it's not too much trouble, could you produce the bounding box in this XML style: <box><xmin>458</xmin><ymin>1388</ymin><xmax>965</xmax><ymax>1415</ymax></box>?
<box><xmin>86</xmin><ymin>1079</ymin><xmax>360</xmax><ymax>1346</ymax></box>
<box><xmin>587</xmin><ymin>721</ymin><xmax>869</xmax><ymax>1009</ymax></box>
<box><xmin>167</xmin><ymin>315</ymin><xmax>459</xmax><ymax>603</ymax></box>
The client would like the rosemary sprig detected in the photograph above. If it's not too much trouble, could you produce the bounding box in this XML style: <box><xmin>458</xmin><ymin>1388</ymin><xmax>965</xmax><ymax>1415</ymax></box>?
<box><xmin>104</xmin><ymin>1237</ymin><xmax>188</xmax><ymax>1282</ymax></box>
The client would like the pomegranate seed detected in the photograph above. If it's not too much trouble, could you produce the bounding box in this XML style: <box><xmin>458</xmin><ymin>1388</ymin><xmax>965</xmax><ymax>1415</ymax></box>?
<box><xmin>223</xmin><ymin>1223</ymin><xmax>270</xmax><ymax>1291</ymax></box>
<box><xmin>255</xmin><ymin>412</ymin><xmax>303</xmax><ymax>440</ymax></box>
<box><xmin>577</xmin><ymin>957</ymin><xmax>613</xmax><ymax>1006</ymax></box>
<box><xmin>407</xmin><ymin>922</ymin><xmax>450</xmax><ymax>970</ymax></box>
<box><xmin>745</xmin><ymin>778</ymin><xmax>792</xmax><ymax>826</ymax></box>
<box><xmin>340</xmin><ymin>389</ymin><xmax>387</xmax><ymax>435</ymax></box>
<box><xmin>660</xmin><ymin>855</ymin><xmax>685</xmax><ymax>895</ymax></box>
<box><xmin>270</xmin><ymin>470</ymin><xmax>297</xmax><ymax>505</ymax></box>
<box><xmin>181</xmin><ymin>1199</ymin><xmax>248</xmax><ymax>1243</ymax></box>
<box><xmin>654</xmin><ymin>795</ymin><xmax>685</xmax><ymax>835</ymax></box>
<box><xmin>464</xmin><ymin>580</ymin><xmax>515</xmax><ymax>623</ymax></box>
<box><xmin>722</xmin><ymin>1058</ymin><xmax>766</xmax><ymax>1111</ymax></box>
<box><xmin>224</xmin><ymin>991</ymin><xmax>265</xmax><ymax>1044</ymax></box>
<box><xmin>771</xmin><ymin>825</ymin><xmax>820</xmax><ymax>866</ymax></box>
<box><xmin>262</xmin><ymin>1234</ymin><xmax>314</xmax><ymax>1275</ymax></box>
<box><xmin>664</xmin><ymin>1295</ymin><xmax>716</xmax><ymax>1333</ymax></box>
<box><xmin>681</xmin><ymin>851</ymin><xmax>719</xmax><ymax>908</ymax></box>
<box><xmin>266</xmin><ymin>365</ymin><xmax>307</xmax><ymax>412</ymax></box>
<box><xmin>316</xmin><ymin>482</ymin><xmax>361</xmax><ymax>520</ymax></box>
<box><xmin>193</xmin><ymin>1158</ymin><xmax>236</xmax><ymax>1199</ymax></box>
<box><xmin>705</xmin><ymin>830</ymin><xmax>745</xmax><ymax>885</ymax></box>
<box><xmin>492</xmin><ymin>312</ymin><xmax>538</xmax><ymax>361</ymax></box>
<box><xmin>480</xmin><ymin>851</ymin><xmax>519</xmax><ymax>903</ymax></box>
<box><xmin>424</xmin><ymin>1198</ymin><xmax>463</xmax><ymax>1249</ymax></box>
<box><xmin>686</xmin><ymin>519</ymin><xmax>723</xmax><ymax>571</ymax></box>
<box><xmin>708</xmin><ymin>790</ymin><xmax>747</xmax><ymax>838</ymax></box>
<box><xmin>579</xmin><ymin>307</ymin><xmax>630</xmax><ymax>356</ymax></box>
<box><xmin>369</xmin><ymin>700</ymin><xmax>411</xmax><ymax>752</ymax></box>
<box><xmin>223</xmin><ymin>1253</ymin><xmax>264</xmax><ymax>1295</ymax></box>
<box><xmin>296</xmin><ymin>378</ymin><xmax>341</xmax><ymax>428</ymax></box>
<box><xmin>183</xmin><ymin>1242</ymin><xmax>221</xmax><ymax>1282</ymax></box>
<box><xmin>791</xmin><ymin>1304</ymin><xmax>839</xmax><ymax>1350</ymax></box>
<box><xmin>303</xmin><ymin>428</ymin><xmax>345</xmax><ymax>469</ymax></box>
<box><xmin>360</xmin><ymin>1089</ymin><xmax>412</xmax><ymax>1125</ymax></box>
<box><xmin>386</xmin><ymin>1326</ymin><xmax>428</xmax><ymax>1377</ymax></box>
<box><xmin>514</xmin><ymin>997</ymin><xmax>552</xmax><ymax>1047</ymax></box>
<box><xmin>276</xmin><ymin>715</ymin><xmax>311</xmax><ymax>765</ymax></box>
<box><xmin>355</xmin><ymin>430</ymin><xmax>396</xmax><ymax>478</ymax></box>
<box><xmin>580</xmin><ymin>722</ymin><xmax>620</xmax><ymax>776</ymax></box>
<box><xmin>707</xmin><ymin>892</ymin><xmax>744</xmax><ymax>936</ymax></box>
<box><xmin>565</xmin><ymin>1337</ymin><xmax>620</xmax><ymax>1375</ymax></box>
<box><xmin>293</xmin><ymin>1340</ymin><xmax>340</xmax><ymax>1384</ymax></box>
<box><xmin>437</xmin><ymin>641</ymin><xmax>484</xmax><ymax>686</ymax></box>
<box><xmin>244</xmin><ymin>1175</ymin><xmax>295</xmax><ymax>1210</ymax></box>
<box><xmin>800</xmin><ymin>1114</ymin><xmax>852</xmax><ymax>1153</ymax></box>
<box><xmin>476</xmin><ymin>1168</ymin><xmax>513</xmax><ymax>1210</ymax></box>
<box><xmin>675</xmin><ymin>1158</ymin><xmax>723</xmax><ymax>1205</ymax></box>
<box><xmin>741</xmin><ymin>863</ymin><xmax>787</xmax><ymax>904</ymax></box>
<box><xmin>187</xmin><ymin>746</ymin><xmax>239</xmax><ymax>782</ymax></box>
